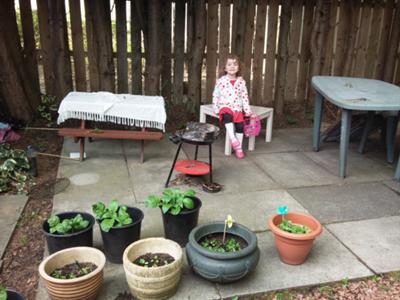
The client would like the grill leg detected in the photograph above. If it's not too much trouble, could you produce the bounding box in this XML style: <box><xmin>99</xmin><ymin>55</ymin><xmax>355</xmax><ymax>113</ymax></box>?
<box><xmin>165</xmin><ymin>142</ymin><xmax>183</xmax><ymax>187</ymax></box>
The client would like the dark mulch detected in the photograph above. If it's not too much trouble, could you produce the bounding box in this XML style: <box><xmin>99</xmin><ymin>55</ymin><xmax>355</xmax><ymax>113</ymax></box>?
<box><xmin>133</xmin><ymin>252</ymin><xmax>175</xmax><ymax>267</ymax></box>
<box><xmin>0</xmin><ymin>125</ymin><xmax>62</xmax><ymax>300</ymax></box>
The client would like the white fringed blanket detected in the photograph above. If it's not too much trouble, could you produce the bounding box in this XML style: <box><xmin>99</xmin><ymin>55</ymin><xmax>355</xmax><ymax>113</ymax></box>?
<box><xmin>57</xmin><ymin>92</ymin><xmax>167</xmax><ymax>131</ymax></box>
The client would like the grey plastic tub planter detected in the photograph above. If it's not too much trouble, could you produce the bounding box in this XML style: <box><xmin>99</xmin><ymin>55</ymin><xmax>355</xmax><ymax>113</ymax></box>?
<box><xmin>186</xmin><ymin>222</ymin><xmax>260</xmax><ymax>283</ymax></box>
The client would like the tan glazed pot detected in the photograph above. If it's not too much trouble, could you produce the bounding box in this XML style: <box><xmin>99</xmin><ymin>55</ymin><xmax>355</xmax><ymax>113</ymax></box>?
<box><xmin>123</xmin><ymin>237</ymin><xmax>183</xmax><ymax>300</ymax></box>
<box><xmin>38</xmin><ymin>246</ymin><xmax>106</xmax><ymax>300</ymax></box>
<box><xmin>268</xmin><ymin>212</ymin><xmax>322</xmax><ymax>265</ymax></box>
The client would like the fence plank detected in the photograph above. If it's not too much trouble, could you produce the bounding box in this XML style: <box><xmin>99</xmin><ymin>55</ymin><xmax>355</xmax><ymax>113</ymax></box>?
<box><xmin>375</xmin><ymin>0</ymin><xmax>394</xmax><ymax>79</ymax></box>
<box><xmin>84</xmin><ymin>0</ymin><xmax>115</xmax><ymax>92</ymax></box>
<box><xmin>69</xmin><ymin>0</ymin><xmax>86</xmax><ymax>91</ymax></box>
<box><xmin>206</xmin><ymin>0</ymin><xmax>218</xmax><ymax>103</ymax></box>
<box><xmin>219</xmin><ymin>0</ymin><xmax>231</xmax><ymax>71</ymax></box>
<box><xmin>364</xmin><ymin>2</ymin><xmax>382</xmax><ymax>78</ymax></box>
<box><xmin>263</xmin><ymin>0</ymin><xmax>279</xmax><ymax>106</ymax></box>
<box><xmin>252</xmin><ymin>0</ymin><xmax>267</xmax><ymax>105</ymax></box>
<box><xmin>243</xmin><ymin>0</ymin><xmax>256</xmax><ymax>88</ymax></box>
<box><xmin>297</xmin><ymin>0</ymin><xmax>314</xmax><ymax>105</ymax></box>
<box><xmin>37</xmin><ymin>0</ymin><xmax>72</xmax><ymax>101</ymax></box>
<box><xmin>320</xmin><ymin>0</ymin><xmax>338</xmax><ymax>76</ymax></box>
<box><xmin>131</xmin><ymin>0</ymin><xmax>143</xmax><ymax>94</ymax></box>
<box><xmin>383</xmin><ymin>1</ymin><xmax>400</xmax><ymax>82</ymax></box>
<box><xmin>285</xmin><ymin>0</ymin><xmax>303</xmax><ymax>103</ymax></box>
<box><xmin>232</xmin><ymin>0</ymin><xmax>247</xmax><ymax>59</ymax></box>
<box><xmin>161</xmin><ymin>0</ymin><xmax>172</xmax><ymax>103</ymax></box>
<box><xmin>116</xmin><ymin>0</ymin><xmax>128</xmax><ymax>93</ymax></box>
<box><xmin>353</xmin><ymin>0</ymin><xmax>373</xmax><ymax>77</ymax></box>
<box><xmin>334</xmin><ymin>0</ymin><xmax>350</xmax><ymax>75</ymax></box>
<box><xmin>173</xmin><ymin>0</ymin><xmax>185</xmax><ymax>103</ymax></box>
<box><xmin>19</xmin><ymin>0</ymin><xmax>40</xmax><ymax>98</ymax></box>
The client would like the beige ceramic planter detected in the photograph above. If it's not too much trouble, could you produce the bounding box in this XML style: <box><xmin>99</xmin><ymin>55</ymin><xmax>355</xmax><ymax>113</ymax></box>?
<box><xmin>38</xmin><ymin>246</ymin><xmax>106</xmax><ymax>300</ymax></box>
<box><xmin>123</xmin><ymin>238</ymin><xmax>183</xmax><ymax>300</ymax></box>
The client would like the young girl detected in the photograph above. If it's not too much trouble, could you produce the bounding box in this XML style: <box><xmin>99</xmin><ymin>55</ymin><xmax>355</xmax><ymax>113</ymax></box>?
<box><xmin>212</xmin><ymin>54</ymin><xmax>252</xmax><ymax>159</ymax></box>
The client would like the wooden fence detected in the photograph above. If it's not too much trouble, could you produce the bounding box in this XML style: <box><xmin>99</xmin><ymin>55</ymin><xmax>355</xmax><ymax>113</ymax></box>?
<box><xmin>2</xmin><ymin>0</ymin><xmax>400</xmax><ymax>122</ymax></box>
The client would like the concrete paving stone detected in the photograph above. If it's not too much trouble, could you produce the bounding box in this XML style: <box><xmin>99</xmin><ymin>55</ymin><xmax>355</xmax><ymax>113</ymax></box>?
<box><xmin>211</xmin><ymin>156</ymin><xmax>280</xmax><ymax>194</ymax></box>
<box><xmin>327</xmin><ymin>216</ymin><xmax>400</xmax><ymax>274</ymax></box>
<box><xmin>61</xmin><ymin>137</ymin><xmax>124</xmax><ymax>159</ymax></box>
<box><xmin>252</xmin><ymin>152</ymin><xmax>342</xmax><ymax>188</ymax></box>
<box><xmin>122</xmin><ymin>137</ymin><xmax>179</xmax><ymax>161</ymax></box>
<box><xmin>304</xmin><ymin>149</ymin><xmax>393</xmax><ymax>182</ymax></box>
<box><xmin>218</xmin><ymin>230</ymin><xmax>373</xmax><ymax>299</ymax></box>
<box><xmin>53</xmin><ymin>155</ymin><xmax>135</xmax><ymax>213</ymax></box>
<box><xmin>382</xmin><ymin>180</ymin><xmax>400</xmax><ymax>194</ymax></box>
<box><xmin>0</xmin><ymin>195</ymin><xmax>28</xmax><ymax>258</ymax></box>
<box><xmin>288</xmin><ymin>182</ymin><xmax>400</xmax><ymax>224</ymax></box>
<box><xmin>197</xmin><ymin>190</ymin><xmax>308</xmax><ymax>232</ymax></box>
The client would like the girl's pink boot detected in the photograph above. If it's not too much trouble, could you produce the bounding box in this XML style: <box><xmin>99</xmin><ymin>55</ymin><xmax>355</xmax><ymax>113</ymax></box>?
<box><xmin>231</xmin><ymin>138</ymin><xmax>245</xmax><ymax>159</ymax></box>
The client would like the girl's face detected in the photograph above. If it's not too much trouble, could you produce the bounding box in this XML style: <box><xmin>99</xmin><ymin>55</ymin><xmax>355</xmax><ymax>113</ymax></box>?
<box><xmin>225</xmin><ymin>59</ymin><xmax>239</xmax><ymax>77</ymax></box>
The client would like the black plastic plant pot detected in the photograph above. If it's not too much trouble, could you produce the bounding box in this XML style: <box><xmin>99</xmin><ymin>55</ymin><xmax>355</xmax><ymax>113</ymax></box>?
<box><xmin>161</xmin><ymin>197</ymin><xmax>202</xmax><ymax>247</ymax></box>
<box><xmin>99</xmin><ymin>206</ymin><xmax>144</xmax><ymax>264</ymax></box>
<box><xmin>42</xmin><ymin>212</ymin><xmax>95</xmax><ymax>255</ymax></box>
<box><xmin>6</xmin><ymin>289</ymin><xmax>26</xmax><ymax>300</ymax></box>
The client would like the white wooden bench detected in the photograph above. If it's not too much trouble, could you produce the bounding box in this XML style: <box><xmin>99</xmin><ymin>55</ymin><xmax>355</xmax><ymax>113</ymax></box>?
<box><xmin>199</xmin><ymin>104</ymin><xmax>273</xmax><ymax>155</ymax></box>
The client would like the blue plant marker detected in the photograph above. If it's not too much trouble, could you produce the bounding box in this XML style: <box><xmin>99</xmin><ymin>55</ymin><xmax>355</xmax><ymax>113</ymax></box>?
<box><xmin>278</xmin><ymin>206</ymin><xmax>288</xmax><ymax>216</ymax></box>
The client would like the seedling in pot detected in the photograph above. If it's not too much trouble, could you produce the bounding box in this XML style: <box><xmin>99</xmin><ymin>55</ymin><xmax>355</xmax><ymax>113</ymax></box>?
<box><xmin>50</xmin><ymin>261</ymin><xmax>97</xmax><ymax>279</ymax></box>
<box><xmin>277</xmin><ymin>206</ymin><xmax>311</xmax><ymax>234</ymax></box>
<box><xmin>133</xmin><ymin>252</ymin><xmax>175</xmax><ymax>268</ymax></box>
<box><xmin>145</xmin><ymin>188</ymin><xmax>195</xmax><ymax>215</ymax></box>
<box><xmin>92</xmin><ymin>200</ymin><xmax>133</xmax><ymax>232</ymax></box>
<box><xmin>47</xmin><ymin>214</ymin><xmax>89</xmax><ymax>235</ymax></box>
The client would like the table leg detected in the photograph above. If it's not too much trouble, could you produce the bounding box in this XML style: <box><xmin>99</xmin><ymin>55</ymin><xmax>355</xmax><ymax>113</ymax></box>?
<box><xmin>385</xmin><ymin>115</ymin><xmax>398</xmax><ymax>163</ymax></box>
<box><xmin>249</xmin><ymin>136</ymin><xmax>255</xmax><ymax>151</ymax></box>
<box><xmin>394</xmin><ymin>159</ymin><xmax>400</xmax><ymax>180</ymax></box>
<box><xmin>312</xmin><ymin>93</ymin><xmax>324</xmax><ymax>151</ymax></box>
<box><xmin>140</xmin><ymin>128</ymin><xmax>145</xmax><ymax>163</ymax></box>
<box><xmin>340</xmin><ymin>109</ymin><xmax>352</xmax><ymax>178</ymax></box>
<box><xmin>209</xmin><ymin>144</ymin><xmax>213</xmax><ymax>183</ymax></box>
<box><xmin>358</xmin><ymin>111</ymin><xmax>375</xmax><ymax>154</ymax></box>
<box><xmin>79</xmin><ymin>120</ymin><xmax>86</xmax><ymax>161</ymax></box>
<box><xmin>199</xmin><ymin>108</ymin><xmax>206</xmax><ymax>123</ymax></box>
<box><xmin>225</xmin><ymin>131</ymin><xmax>232</xmax><ymax>155</ymax></box>
<box><xmin>266</xmin><ymin>111</ymin><xmax>273</xmax><ymax>142</ymax></box>
<box><xmin>165</xmin><ymin>142</ymin><xmax>183</xmax><ymax>187</ymax></box>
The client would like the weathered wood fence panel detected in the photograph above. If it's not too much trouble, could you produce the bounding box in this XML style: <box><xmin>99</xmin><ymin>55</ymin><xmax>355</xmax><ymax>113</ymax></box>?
<box><xmin>3</xmin><ymin>0</ymin><xmax>400</xmax><ymax>122</ymax></box>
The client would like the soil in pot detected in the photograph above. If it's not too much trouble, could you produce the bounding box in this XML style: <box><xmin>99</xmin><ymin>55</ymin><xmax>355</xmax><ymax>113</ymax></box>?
<box><xmin>50</xmin><ymin>261</ymin><xmax>97</xmax><ymax>279</ymax></box>
<box><xmin>132</xmin><ymin>252</ymin><xmax>175</xmax><ymax>267</ymax></box>
<box><xmin>199</xmin><ymin>233</ymin><xmax>248</xmax><ymax>253</ymax></box>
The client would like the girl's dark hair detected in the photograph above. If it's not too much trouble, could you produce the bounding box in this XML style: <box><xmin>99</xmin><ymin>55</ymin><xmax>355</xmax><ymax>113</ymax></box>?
<box><xmin>218</xmin><ymin>54</ymin><xmax>243</xmax><ymax>78</ymax></box>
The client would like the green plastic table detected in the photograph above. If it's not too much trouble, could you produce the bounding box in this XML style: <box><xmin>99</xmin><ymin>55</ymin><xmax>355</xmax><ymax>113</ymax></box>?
<box><xmin>312</xmin><ymin>76</ymin><xmax>400</xmax><ymax>178</ymax></box>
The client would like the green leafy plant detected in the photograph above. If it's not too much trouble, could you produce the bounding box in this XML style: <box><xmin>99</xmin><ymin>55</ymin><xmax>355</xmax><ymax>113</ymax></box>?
<box><xmin>200</xmin><ymin>237</ymin><xmax>241</xmax><ymax>253</ymax></box>
<box><xmin>92</xmin><ymin>200</ymin><xmax>133</xmax><ymax>232</ymax></box>
<box><xmin>0</xmin><ymin>144</ymin><xmax>31</xmax><ymax>194</ymax></box>
<box><xmin>277</xmin><ymin>206</ymin><xmax>311</xmax><ymax>234</ymax></box>
<box><xmin>0</xmin><ymin>285</ymin><xmax>6</xmax><ymax>300</ymax></box>
<box><xmin>145</xmin><ymin>188</ymin><xmax>195</xmax><ymax>215</ymax></box>
<box><xmin>36</xmin><ymin>94</ymin><xmax>58</xmax><ymax>127</ymax></box>
<box><xmin>47</xmin><ymin>214</ymin><xmax>90</xmax><ymax>235</ymax></box>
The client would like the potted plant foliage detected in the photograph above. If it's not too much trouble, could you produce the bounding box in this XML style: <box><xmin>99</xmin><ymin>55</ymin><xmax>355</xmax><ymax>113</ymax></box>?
<box><xmin>145</xmin><ymin>188</ymin><xmax>202</xmax><ymax>247</ymax></box>
<box><xmin>123</xmin><ymin>237</ymin><xmax>183</xmax><ymax>300</ymax></box>
<box><xmin>186</xmin><ymin>215</ymin><xmax>259</xmax><ymax>283</ymax></box>
<box><xmin>42</xmin><ymin>212</ymin><xmax>95</xmax><ymax>254</ymax></box>
<box><xmin>92</xmin><ymin>199</ymin><xmax>144</xmax><ymax>263</ymax></box>
<box><xmin>268</xmin><ymin>206</ymin><xmax>322</xmax><ymax>265</ymax></box>
<box><xmin>0</xmin><ymin>285</ymin><xmax>26</xmax><ymax>300</ymax></box>
<box><xmin>38</xmin><ymin>246</ymin><xmax>106</xmax><ymax>300</ymax></box>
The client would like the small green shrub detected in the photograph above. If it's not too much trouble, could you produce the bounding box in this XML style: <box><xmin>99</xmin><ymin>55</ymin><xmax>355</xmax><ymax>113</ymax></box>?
<box><xmin>145</xmin><ymin>188</ymin><xmax>195</xmax><ymax>215</ymax></box>
<box><xmin>47</xmin><ymin>214</ymin><xmax>90</xmax><ymax>235</ymax></box>
<box><xmin>0</xmin><ymin>285</ymin><xmax>6</xmax><ymax>300</ymax></box>
<box><xmin>92</xmin><ymin>200</ymin><xmax>132</xmax><ymax>232</ymax></box>
<box><xmin>0</xmin><ymin>144</ymin><xmax>31</xmax><ymax>194</ymax></box>
<box><xmin>36</xmin><ymin>94</ymin><xmax>58</xmax><ymax>127</ymax></box>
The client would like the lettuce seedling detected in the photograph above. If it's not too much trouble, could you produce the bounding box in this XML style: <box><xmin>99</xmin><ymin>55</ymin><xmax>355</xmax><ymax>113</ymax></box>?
<box><xmin>47</xmin><ymin>214</ymin><xmax>89</xmax><ymax>235</ymax></box>
<box><xmin>145</xmin><ymin>188</ymin><xmax>195</xmax><ymax>215</ymax></box>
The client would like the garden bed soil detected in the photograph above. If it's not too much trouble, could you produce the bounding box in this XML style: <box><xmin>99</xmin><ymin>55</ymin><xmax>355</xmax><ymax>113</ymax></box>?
<box><xmin>133</xmin><ymin>252</ymin><xmax>175</xmax><ymax>267</ymax></box>
<box><xmin>50</xmin><ymin>261</ymin><xmax>97</xmax><ymax>279</ymax></box>
<box><xmin>199</xmin><ymin>232</ymin><xmax>248</xmax><ymax>251</ymax></box>
<box><xmin>0</xmin><ymin>124</ymin><xmax>62</xmax><ymax>300</ymax></box>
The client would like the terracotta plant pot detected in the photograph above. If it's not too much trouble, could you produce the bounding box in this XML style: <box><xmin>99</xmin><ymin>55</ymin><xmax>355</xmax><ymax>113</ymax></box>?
<box><xmin>123</xmin><ymin>238</ymin><xmax>183</xmax><ymax>300</ymax></box>
<box><xmin>268</xmin><ymin>212</ymin><xmax>322</xmax><ymax>265</ymax></box>
<box><xmin>38</xmin><ymin>246</ymin><xmax>106</xmax><ymax>300</ymax></box>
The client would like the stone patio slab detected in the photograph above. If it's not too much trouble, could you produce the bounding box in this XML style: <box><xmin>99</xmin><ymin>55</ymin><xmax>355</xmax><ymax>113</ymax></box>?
<box><xmin>288</xmin><ymin>182</ymin><xmax>400</xmax><ymax>224</ymax></box>
<box><xmin>197</xmin><ymin>190</ymin><xmax>308</xmax><ymax>232</ymax></box>
<box><xmin>218</xmin><ymin>230</ymin><xmax>373</xmax><ymax>299</ymax></box>
<box><xmin>0</xmin><ymin>195</ymin><xmax>28</xmax><ymax>259</ymax></box>
<box><xmin>382</xmin><ymin>180</ymin><xmax>400</xmax><ymax>194</ymax></box>
<box><xmin>61</xmin><ymin>137</ymin><xmax>124</xmax><ymax>158</ymax></box>
<box><xmin>327</xmin><ymin>216</ymin><xmax>400</xmax><ymax>274</ymax></box>
<box><xmin>304</xmin><ymin>149</ymin><xmax>393</xmax><ymax>182</ymax></box>
<box><xmin>252</xmin><ymin>152</ymin><xmax>341</xmax><ymax>188</ymax></box>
